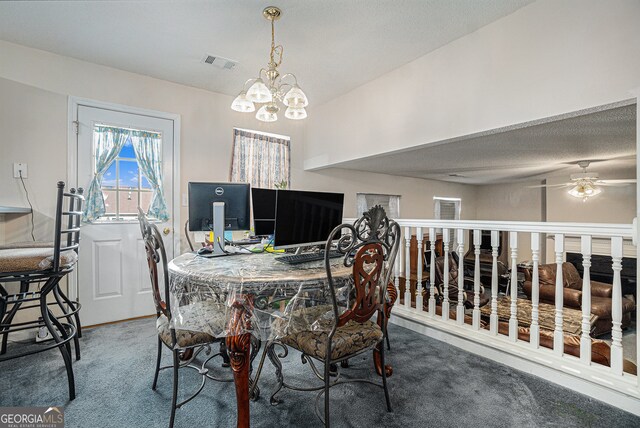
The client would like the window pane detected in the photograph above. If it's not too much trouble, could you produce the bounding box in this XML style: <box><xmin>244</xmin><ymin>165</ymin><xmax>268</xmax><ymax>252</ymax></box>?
<box><xmin>141</xmin><ymin>174</ymin><xmax>152</xmax><ymax>189</ymax></box>
<box><xmin>140</xmin><ymin>191</ymin><xmax>153</xmax><ymax>213</ymax></box>
<box><xmin>118</xmin><ymin>137</ymin><xmax>136</xmax><ymax>158</ymax></box>
<box><xmin>102</xmin><ymin>190</ymin><xmax>117</xmax><ymax>214</ymax></box>
<box><xmin>102</xmin><ymin>162</ymin><xmax>117</xmax><ymax>189</ymax></box>
<box><xmin>118</xmin><ymin>160</ymin><xmax>139</xmax><ymax>189</ymax></box>
<box><xmin>118</xmin><ymin>190</ymin><xmax>139</xmax><ymax>215</ymax></box>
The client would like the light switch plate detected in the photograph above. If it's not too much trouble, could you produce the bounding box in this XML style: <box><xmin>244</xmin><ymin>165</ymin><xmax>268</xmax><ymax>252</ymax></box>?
<box><xmin>182</xmin><ymin>193</ymin><xmax>188</xmax><ymax>207</ymax></box>
<box><xmin>13</xmin><ymin>163</ymin><xmax>28</xmax><ymax>179</ymax></box>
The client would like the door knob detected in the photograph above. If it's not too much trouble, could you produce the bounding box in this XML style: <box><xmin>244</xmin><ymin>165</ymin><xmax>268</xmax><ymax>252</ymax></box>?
<box><xmin>163</xmin><ymin>227</ymin><xmax>171</xmax><ymax>236</ymax></box>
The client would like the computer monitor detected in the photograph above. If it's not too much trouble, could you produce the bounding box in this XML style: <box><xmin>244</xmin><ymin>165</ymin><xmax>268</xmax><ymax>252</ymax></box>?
<box><xmin>274</xmin><ymin>189</ymin><xmax>344</xmax><ymax>249</ymax></box>
<box><xmin>251</xmin><ymin>187</ymin><xmax>276</xmax><ymax>237</ymax></box>
<box><xmin>188</xmin><ymin>182</ymin><xmax>250</xmax><ymax>232</ymax></box>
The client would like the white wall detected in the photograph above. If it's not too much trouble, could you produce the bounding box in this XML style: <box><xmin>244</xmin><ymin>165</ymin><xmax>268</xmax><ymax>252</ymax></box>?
<box><xmin>0</xmin><ymin>41</ymin><xmax>474</xmax><ymax>250</ymax></box>
<box><xmin>305</xmin><ymin>0</ymin><xmax>640</xmax><ymax>169</ymax></box>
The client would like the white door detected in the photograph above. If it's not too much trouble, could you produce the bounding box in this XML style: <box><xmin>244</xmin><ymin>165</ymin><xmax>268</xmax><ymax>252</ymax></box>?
<box><xmin>75</xmin><ymin>105</ymin><xmax>176</xmax><ymax>326</ymax></box>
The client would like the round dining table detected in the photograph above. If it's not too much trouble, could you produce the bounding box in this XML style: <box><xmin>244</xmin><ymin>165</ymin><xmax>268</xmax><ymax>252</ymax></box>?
<box><xmin>167</xmin><ymin>251</ymin><xmax>354</xmax><ymax>428</ymax></box>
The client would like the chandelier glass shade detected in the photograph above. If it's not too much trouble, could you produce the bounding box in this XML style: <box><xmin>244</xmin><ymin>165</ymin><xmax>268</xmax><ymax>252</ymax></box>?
<box><xmin>231</xmin><ymin>6</ymin><xmax>308</xmax><ymax>122</ymax></box>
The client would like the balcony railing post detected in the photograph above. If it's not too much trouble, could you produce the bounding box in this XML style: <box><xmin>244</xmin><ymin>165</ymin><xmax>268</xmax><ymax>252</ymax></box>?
<box><xmin>490</xmin><ymin>230</ymin><xmax>499</xmax><ymax>335</ymax></box>
<box><xmin>530</xmin><ymin>232</ymin><xmax>540</xmax><ymax>349</ymax></box>
<box><xmin>610</xmin><ymin>236</ymin><xmax>624</xmax><ymax>375</ymax></box>
<box><xmin>394</xmin><ymin>240</ymin><xmax>401</xmax><ymax>309</ymax></box>
<box><xmin>509</xmin><ymin>232</ymin><xmax>519</xmax><ymax>341</ymax></box>
<box><xmin>404</xmin><ymin>226</ymin><xmax>412</xmax><ymax>309</ymax></box>
<box><xmin>428</xmin><ymin>227</ymin><xmax>436</xmax><ymax>317</ymax></box>
<box><xmin>554</xmin><ymin>234</ymin><xmax>565</xmax><ymax>356</ymax></box>
<box><xmin>416</xmin><ymin>227</ymin><xmax>424</xmax><ymax>312</ymax></box>
<box><xmin>472</xmin><ymin>229</ymin><xmax>481</xmax><ymax>330</ymax></box>
<box><xmin>456</xmin><ymin>229</ymin><xmax>465</xmax><ymax>325</ymax></box>
<box><xmin>580</xmin><ymin>235</ymin><xmax>592</xmax><ymax>365</ymax></box>
<box><xmin>442</xmin><ymin>228</ymin><xmax>450</xmax><ymax>321</ymax></box>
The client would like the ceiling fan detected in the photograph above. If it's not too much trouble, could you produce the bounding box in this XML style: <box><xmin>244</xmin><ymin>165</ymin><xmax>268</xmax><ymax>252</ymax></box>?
<box><xmin>531</xmin><ymin>161</ymin><xmax>636</xmax><ymax>201</ymax></box>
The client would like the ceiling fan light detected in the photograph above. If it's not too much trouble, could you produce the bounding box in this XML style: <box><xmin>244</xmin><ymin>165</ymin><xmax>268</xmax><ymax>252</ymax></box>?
<box><xmin>256</xmin><ymin>104</ymin><xmax>277</xmax><ymax>122</ymax></box>
<box><xmin>285</xmin><ymin>106</ymin><xmax>307</xmax><ymax>120</ymax></box>
<box><xmin>231</xmin><ymin>91</ymin><xmax>255</xmax><ymax>112</ymax></box>
<box><xmin>284</xmin><ymin>85</ymin><xmax>308</xmax><ymax>108</ymax></box>
<box><xmin>246</xmin><ymin>78</ymin><xmax>272</xmax><ymax>103</ymax></box>
<box><xmin>568</xmin><ymin>182</ymin><xmax>601</xmax><ymax>200</ymax></box>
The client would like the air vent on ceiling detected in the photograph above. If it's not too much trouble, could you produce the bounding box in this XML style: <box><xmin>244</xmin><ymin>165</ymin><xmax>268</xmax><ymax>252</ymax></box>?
<box><xmin>201</xmin><ymin>54</ymin><xmax>238</xmax><ymax>70</ymax></box>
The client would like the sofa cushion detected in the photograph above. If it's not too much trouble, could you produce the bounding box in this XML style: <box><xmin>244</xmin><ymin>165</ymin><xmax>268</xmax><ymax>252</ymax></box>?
<box><xmin>538</xmin><ymin>262</ymin><xmax>581</xmax><ymax>289</ymax></box>
<box><xmin>590</xmin><ymin>296</ymin><xmax>635</xmax><ymax>321</ymax></box>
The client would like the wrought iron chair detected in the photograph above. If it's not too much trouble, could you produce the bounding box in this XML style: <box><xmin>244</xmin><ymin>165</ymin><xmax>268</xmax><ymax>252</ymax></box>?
<box><xmin>267</xmin><ymin>205</ymin><xmax>400</xmax><ymax>427</ymax></box>
<box><xmin>138</xmin><ymin>209</ymin><xmax>232</xmax><ymax>428</ymax></box>
<box><xmin>0</xmin><ymin>182</ymin><xmax>84</xmax><ymax>400</ymax></box>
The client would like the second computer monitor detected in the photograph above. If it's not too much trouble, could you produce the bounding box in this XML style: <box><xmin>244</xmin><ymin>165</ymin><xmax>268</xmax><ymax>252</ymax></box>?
<box><xmin>251</xmin><ymin>187</ymin><xmax>277</xmax><ymax>236</ymax></box>
<box><xmin>274</xmin><ymin>189</ymin><xmax>344</xmax><ymax>249</ymax></box>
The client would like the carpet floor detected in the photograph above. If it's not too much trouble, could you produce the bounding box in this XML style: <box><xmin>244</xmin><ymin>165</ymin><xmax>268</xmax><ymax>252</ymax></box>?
<box><xmin>1</xmin><ymin>318</ymin><xmax>639</xmax><ymax>428</ymax></box>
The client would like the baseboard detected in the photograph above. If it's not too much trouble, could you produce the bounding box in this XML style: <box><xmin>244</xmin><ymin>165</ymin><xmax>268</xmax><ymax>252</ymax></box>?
<box><xmin>389</xmin><ymin>307</ymin><xmax>640</xmax><ymax>416</ymax></box>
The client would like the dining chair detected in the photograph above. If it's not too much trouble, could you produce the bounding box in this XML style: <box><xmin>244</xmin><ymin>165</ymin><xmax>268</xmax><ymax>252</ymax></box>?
<box><xmin>0</xmin><ymin>182</ymin><xmax>84</xmax><ymax>400</ymax></box>
<box><xmin>138</xmin><ymin>209</ymin><xmax>232</xmax><ymax>428</ymax></box>
<box><xmin>267</xmin><ymin>205</ymin><xmax>401</xmax><ymax>427</ymax></box>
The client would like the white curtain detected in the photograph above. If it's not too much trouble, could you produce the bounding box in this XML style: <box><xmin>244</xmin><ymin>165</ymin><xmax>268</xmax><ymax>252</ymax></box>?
<box><xmin>356</xmin><ymin>194</ymin><xmax>400</xmax><ymax>219</ymax></box>
<box><xmin>230</xmin><ymin>129</ymin><xmax>290</xmax><ymax>189</ymax></box>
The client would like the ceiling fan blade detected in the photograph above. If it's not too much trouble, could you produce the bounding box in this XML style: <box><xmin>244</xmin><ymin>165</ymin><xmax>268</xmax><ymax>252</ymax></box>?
<box><xmin>597</xmin><ymin>179</ymin><xmax>636</xmax><ymax>185</ymax></box>
<box><xmin>527</xmin><ymin>183</ymin><xmax>572</xmax><ymax>188</ymax></box>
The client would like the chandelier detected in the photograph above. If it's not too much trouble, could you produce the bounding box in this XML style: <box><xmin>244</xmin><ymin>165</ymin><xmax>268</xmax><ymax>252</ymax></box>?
<box><xmin>231</xmin><ymin>6</ymin><xmax>308</xmax><ymax>122</ymax></box>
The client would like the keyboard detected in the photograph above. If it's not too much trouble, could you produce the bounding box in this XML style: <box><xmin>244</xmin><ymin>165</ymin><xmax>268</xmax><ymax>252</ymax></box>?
<box><xmin>276</xmin><ymin>250</ymin><xmax>342</xmax><ymax>265</ymax></box>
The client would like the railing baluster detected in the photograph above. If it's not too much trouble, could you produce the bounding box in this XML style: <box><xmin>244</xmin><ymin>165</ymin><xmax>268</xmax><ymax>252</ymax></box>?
<box><xmin>394</xmin><ymin>238</ymin><xmax>401</xmax><ymax>308</ymax></box>
<box><xmin>610</xmin><ymin>236</ymin><xmax>624</xmax><ymax>375</ymax></box>
<box><xmin>580</xmin><ymin>235</ymin><xmax>592</xmax><ymax>365</ymax></box>
<box><xmin>490</xmin><ymin>230</ymin><xmax>499</xmax><ymax>335</ymax></box>
<box><xmin>554</xmin><ymin>234</ymin><xmax>564</xmax><ymax>356</ymax></box>
<box><xmin>416</xmin><ymin>227</ymin><xmax>424</xmax><ymax>313</ymax></box>
<box><xmin>404</xmin><ymin>226</ymin><xmax>412</xmax><ymax>309</ymax></box>
<box><xmin>456</xmin><ymin>229</ymin><xmax>465</xmax><ymax>325</ymax></box>
<box><xmin>472</xmin><ymin>229</ymin><xmax>481</xmax><ymax>330</ymax></box>
<box><xmin>509</xmin><ymin>232</ymin><xmax>518</xmax><ymax>341</ymax></box>
<box><xmin>442</xmin><ymin>228</ymin><xmax>450</xmax><ymax>321</ymax></box>
<box><xmin>530</xmin><ymin>232</ymin><xmax>540</xmax><ymax>349</ymax></box>
<box><xmin>428</xmin><ymin>227</ymin><xmax>436</xmax><ymax>317</ymax></box>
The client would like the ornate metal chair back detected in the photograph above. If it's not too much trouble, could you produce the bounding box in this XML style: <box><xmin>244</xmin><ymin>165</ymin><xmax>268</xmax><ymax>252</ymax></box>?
<box><xmin>325</xmin><ymin>205</ymin><xmax>401</xmax><ymax>327</ymax></box>
<box><xmin>138</xmin><ymin>208</ymin><xmax>170</xmax><ymax>318</ymax></box>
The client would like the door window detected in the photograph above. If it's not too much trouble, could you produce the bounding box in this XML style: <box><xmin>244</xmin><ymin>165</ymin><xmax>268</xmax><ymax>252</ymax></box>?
<box><xmin>95</xmin><ymin>126</ymin><xmax>162</xmax><ymax>221</ymax></box>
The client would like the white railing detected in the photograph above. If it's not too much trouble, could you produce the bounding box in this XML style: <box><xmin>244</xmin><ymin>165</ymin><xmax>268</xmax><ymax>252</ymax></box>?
<box><xmin>383</xmin><ymin>218</ymin><xmax>639</xmax><ymax>414</ymax></box>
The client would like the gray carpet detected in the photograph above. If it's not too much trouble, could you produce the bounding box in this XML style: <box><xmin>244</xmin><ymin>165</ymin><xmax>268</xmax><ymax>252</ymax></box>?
<box><xmin>1</xmin><ymin>318</ymin><xmax>639</xmax><ymax>428</ymax></box>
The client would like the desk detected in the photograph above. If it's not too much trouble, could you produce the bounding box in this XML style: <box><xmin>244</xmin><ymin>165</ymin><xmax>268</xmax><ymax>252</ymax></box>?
<box><xmin>0</xmin><ymin>206</ymin><xmax>32</xmax><ymax>244</ymax></box>
<box><xmin>168</xmin><ymin>252</ymin><xmax>353</xmax><ymax>428</ymax></box>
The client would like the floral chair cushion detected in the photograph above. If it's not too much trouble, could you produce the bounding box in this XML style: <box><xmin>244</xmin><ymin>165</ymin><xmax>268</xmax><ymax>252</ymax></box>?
<box><xmin>274</xmin><ymin>305</ymin><xmax>383</xmax><ymax>360</ymax></box>
<box><xmin>156</xmin><ymin>300</ymin><xmax>226</xmax><ymax>348</ymax></box>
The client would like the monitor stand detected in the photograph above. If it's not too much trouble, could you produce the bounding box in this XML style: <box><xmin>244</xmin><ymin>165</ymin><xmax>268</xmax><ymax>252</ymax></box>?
<box><xmin>208</xmin><ymin>201</ymin><xmax>227</xmax><ymax>257</ymax></box>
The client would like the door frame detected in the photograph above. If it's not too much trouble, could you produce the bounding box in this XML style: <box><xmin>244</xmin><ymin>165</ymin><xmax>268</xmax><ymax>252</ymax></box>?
<box><xmin>66</xmin><ymin>96</ymin><xmax>181</xmax><ymax>301</ymax></box>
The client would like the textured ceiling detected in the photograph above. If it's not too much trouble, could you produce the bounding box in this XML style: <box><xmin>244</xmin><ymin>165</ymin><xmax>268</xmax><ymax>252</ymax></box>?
<box><xmin>330</xmin><ymin>102</ymin><xmax>637</xmax><ymax>185</ymax></box>
<box><xmin>0</xmin><ymin>0</ymin><xmax>534</xmax><ymax>105</ymax></box>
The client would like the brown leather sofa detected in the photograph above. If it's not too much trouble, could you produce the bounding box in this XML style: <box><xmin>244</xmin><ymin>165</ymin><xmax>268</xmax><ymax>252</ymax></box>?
<box><xmin>522</xmin><ymin>262</ymin><xmax>635</xmax><ymax>337</ymax></box>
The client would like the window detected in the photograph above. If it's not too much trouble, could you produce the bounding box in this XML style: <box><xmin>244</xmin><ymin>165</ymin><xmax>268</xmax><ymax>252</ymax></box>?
<box><xmin>434</xmin><ymin>196</ymin><xmax>461</xmax><ymax>244</ymax></box>
<box><xmin>230</xmin><ymin>128</ymin><xmax>290</xmax><ymax>189</ymax></box>
<box><xmin>100</xmin><ymin>136</ymin><xmax>156</xmax><ymax>219</ymax></box>
<box><xmin>356</xmin><ymin>193</ymin><xmax>400</xmax><ymax>218</ymax></box>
